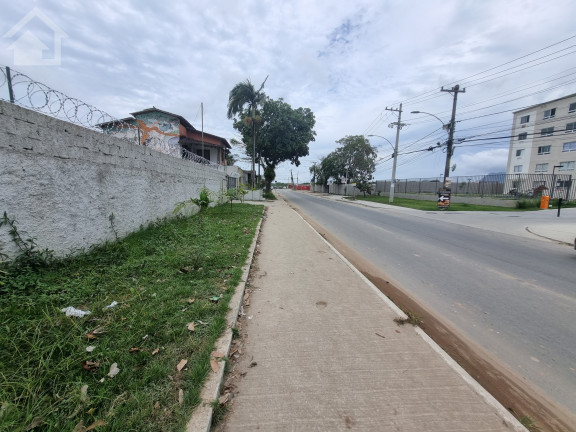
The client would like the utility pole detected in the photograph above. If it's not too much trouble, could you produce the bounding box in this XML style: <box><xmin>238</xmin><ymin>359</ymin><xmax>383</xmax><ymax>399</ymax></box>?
<box><xmin>440</xmin><ymin>85</ymin><xmax>465</xmax><ymax>189</ymax></box>
<box><xmin>201</xmin><ymin>102</ymin><xmax>204</xmax><ymax>161</ymax></box>
<box><xmin>385</xmin><ymin>103</ymin><xmax>405</xmax><ymax>203</ymax></box>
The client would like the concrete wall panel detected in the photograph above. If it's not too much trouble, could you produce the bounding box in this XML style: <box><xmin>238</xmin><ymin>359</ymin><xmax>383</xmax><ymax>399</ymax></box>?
<box><xmin>0</xmin><ymin>100</ymin><xmax>226</xmax><ymax>258</ymax></box>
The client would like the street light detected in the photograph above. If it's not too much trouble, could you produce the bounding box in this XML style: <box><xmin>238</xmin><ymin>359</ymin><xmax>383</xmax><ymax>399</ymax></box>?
<box><xmin>410</xmin><ymin>111</ymin><xmax>448</xmax><ymax>130</ymax></box>
<box><xmin>411</xmin><ymin>110</ymin><xmax>452</xmax><ymax>188</ymax></box>
<box><xmin>368</xmin><ymin>134</ymin><xmax>398</xmax><ymax>203</ymax></box>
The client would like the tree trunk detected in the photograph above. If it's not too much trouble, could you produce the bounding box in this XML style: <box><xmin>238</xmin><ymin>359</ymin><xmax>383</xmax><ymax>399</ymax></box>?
<box><xmin>264</xmin><ymin>164</ymin><xmax>276</xmax><ymax>194</ymax></box>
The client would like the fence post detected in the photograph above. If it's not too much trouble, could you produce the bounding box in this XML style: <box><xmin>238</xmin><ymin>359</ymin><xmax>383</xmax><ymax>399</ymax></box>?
<box><xmin>6</xmin><ymin>66</ymin><xmax>15</xmax><ymax>103</ymax></box>
<box><xmin>566</xmin><ymin>175</ymin><xmax>573</xmax><ymax>201</ymax></box>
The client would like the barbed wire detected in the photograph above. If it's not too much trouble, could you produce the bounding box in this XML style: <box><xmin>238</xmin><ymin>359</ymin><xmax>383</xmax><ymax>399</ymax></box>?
<box><xmin>0</xmin><ymin>65</ymin><xmax>227</xmax><ymax>169</ymax></box>
<box><xmin>0</xmin><ymin>65</ymin><xmax>139</xmax><ymax>143</ymax></box>
<box><xmin>181</xmin><ymin>147</ymin><xmax>219</xmax><ymax>168</ymax></box>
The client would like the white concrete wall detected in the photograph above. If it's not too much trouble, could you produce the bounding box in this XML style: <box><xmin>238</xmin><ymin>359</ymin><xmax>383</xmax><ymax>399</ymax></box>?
<box><xmin>0</xmin><ymin>100</ymin><xmax>227</xmax><ymax>258</ymax></box>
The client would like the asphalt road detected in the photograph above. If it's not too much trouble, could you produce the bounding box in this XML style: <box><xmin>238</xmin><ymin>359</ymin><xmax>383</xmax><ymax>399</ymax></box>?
<box><xmin>281</xmin><ymin>190</ymin><xmax>576</xmax><ymax>416</ymax></box>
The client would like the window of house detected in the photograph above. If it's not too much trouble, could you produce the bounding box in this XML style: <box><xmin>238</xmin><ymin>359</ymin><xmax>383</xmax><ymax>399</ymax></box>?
<box><xmin>515</xmin><ymin>149</ymin><xmax>524</xmax><ymax>156</ymax></box>
<box><xmin>535</xmin><ymin>163</ymin><xmax>549</xmax><ymax>172</ymax></box>
<box><xmin>543</xmin><ymin>108</ymin><xmax>556</xmax><ymax>119</ymax></box>
<box><xmin>563</xmin><ymin>142</ymin><xmax>576</xmax><ymax>152</ymax></box>
<box><xmin>558</xmin><ymin>161</ymin><xmax>574</xmax><ymax>171</ymax></box>
<box><xmin>538</xmin><ymin>145</ymin><xmax>551</xmax><ymax>155</ymax></box>
<box><xmin>518</xmin><ymin>132</ymin><xmax>527</xmax><ymax>140</ymax></box>
<box><xmin>520</xmin><ymin>115</ymin><xmax>530</xmax><ymax>124</ymax></box>
<box><xmin>566</xmin><ymin>122</ymin><xmax>576</xmax><ymax>133</ymax></box>
<box><xmin>532</xmin><ymin>181</ymin><xmax>546</xmax><ymax>188</ymax></box>
<box><xmin>513</xmin><ymin>165</ymin><xmax>523</xmax><ymax>173</ymax></box>
<box><xmin>569</xmin><ymin>102</ymin><xmax>576</xmax><ymax>113</ymax></box>
<box><xmin>541</xmin><ymin>127</ymin><xmax>554</xmax><ymax>137</ymax></box>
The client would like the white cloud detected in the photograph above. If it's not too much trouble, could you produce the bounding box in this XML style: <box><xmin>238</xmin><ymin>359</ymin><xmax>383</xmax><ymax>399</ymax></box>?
<box><xmin>452</xmin><ymin>148</ymin><xmax>509</xmax><ymax>176</ymax></box>
<box><xmin>1</xmin><ymin>0</ymin><xmax>575</xmax><ymax>182</ymax></box>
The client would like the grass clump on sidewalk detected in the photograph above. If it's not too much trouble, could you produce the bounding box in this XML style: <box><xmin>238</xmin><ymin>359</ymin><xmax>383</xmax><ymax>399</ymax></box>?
<box><xmin>0</xmin><ymin>204</ymin><xmax>262</xmax><ymax>432</ymax></box>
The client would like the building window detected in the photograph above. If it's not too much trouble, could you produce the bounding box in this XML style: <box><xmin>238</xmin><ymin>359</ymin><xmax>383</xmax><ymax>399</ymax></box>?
<box><xmin>558</xmin><ymin>161</ymin><xmax>574</xmax><ymax>171</ymax></box>
<box><xmin>569</xmin><ymin>103</ymin><xmax>576</xmax><ymax>113</ymax></box>
<box><xmin>537</xmin><ymin>145</ymin><xmax>551</xmax><ymax>155</ymax></box>
<box><xmin>535</xmin><ymin>163</ymin><xmax>548</xmax><ymax>172</ymax></box>
<box><xmin>513</xmin><ymin>165</ymin><xmax>523</xmax><ymax>173</ymax></box>
<box><xmin>563</xmin><ymin>142</ymin><xmax>576</xmax><ymax>152</ymax></box>
<box><xmin>566</xmin><ymin>122</ymin><xmax>576</xmax><ymax>133</ymax></box>
<box><xmin>516</xmin><ymin>149</ymin><xmax>524</xmax><ymax>156</ymax></box>
<box><xmin>520</xmin><ymin>115</ymin><xmax>530</xmax><ymax>124</ymax></box>
<box><xmin>540</xmin><ymin>127</ymin><xmax>554</xmax><ymax>137</ymax></box>
<box><xmin>518</xmin><ymin>132</ymin><xmax>527</xmax><ymax>140</ymax></box>
<box><xmin>543</xmin><ymin>108</ymin><xmax>556</xmax><ymax>119</ymax></box>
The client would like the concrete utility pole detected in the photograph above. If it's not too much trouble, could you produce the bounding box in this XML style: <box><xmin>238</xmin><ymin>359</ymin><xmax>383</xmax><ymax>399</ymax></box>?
<box><xmin>385</xmin><ymin>103</ymin><xmax>405</xmax><ymax>203</ymax></box>
<box><xmin>440</xmin><ymin>85</ymin><xmax>465</xmax><ymax>188</ymax></box>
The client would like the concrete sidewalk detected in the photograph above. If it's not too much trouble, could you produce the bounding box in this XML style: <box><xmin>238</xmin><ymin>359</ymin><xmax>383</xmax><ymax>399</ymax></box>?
<box><xmin>217</xmin><ymin>198</ymin><xmax>525</xmax><ymax>431</ymax></box>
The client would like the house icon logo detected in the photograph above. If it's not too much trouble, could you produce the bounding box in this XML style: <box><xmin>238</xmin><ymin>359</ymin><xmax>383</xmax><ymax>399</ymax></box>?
<box><xmin>3</xmin><ymin>7</ymin><xmax>68</xmax><ymax>66</ymax></box>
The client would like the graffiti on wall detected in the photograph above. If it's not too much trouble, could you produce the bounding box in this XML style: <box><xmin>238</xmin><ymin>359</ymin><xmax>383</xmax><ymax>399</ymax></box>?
<box><xmin>132</xmin><ymin>112</ymin><xmax>181</xmax><ymax>157</ymax></box>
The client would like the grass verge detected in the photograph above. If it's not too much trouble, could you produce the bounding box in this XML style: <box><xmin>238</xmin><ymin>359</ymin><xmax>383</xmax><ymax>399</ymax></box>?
<box><xmin>355</xmin><ymin>196</ymin><xmax>544</xmax><ymax>211</ymax></box>
<box><xmin>0</xmin><ymin>204</ymin><xmax>263</xmax><ymax>432</ymax></box>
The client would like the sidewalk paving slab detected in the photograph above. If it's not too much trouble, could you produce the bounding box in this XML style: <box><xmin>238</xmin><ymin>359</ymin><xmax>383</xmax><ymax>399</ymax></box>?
<box><xmin>217</xmin><ymin>198</ymin><xmax>526</xmax><ymax>431</ymax></box>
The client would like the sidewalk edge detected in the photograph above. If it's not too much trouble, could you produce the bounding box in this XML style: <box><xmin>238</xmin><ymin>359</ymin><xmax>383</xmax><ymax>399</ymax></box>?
<box><xmin>290</xmin><ymin>206</ymin><xmax>527</xmax><ymax>432</ymax></box>
<box><xmin>185</xmin><ymin>208</ymin><xmax>265</xmax><ymax>432</ymax></box>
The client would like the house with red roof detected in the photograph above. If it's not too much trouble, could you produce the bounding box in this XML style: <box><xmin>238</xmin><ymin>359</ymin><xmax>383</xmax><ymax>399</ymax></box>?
<box><xmin>100</xmin><ymin>107</ymin><xmax>231</xmax><ymax>165</ymax></box>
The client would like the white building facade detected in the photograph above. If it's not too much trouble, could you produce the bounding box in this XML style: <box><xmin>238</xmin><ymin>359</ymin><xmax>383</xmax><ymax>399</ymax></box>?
<box><xmin>506</xmin><ymin>93</ymin><xmax>576</xmax><ymax>198</ymax></box>
<box><xmin>507</xmin><ymin>93</ymin><xmax>576</xmax><ymax>176</ymax></box>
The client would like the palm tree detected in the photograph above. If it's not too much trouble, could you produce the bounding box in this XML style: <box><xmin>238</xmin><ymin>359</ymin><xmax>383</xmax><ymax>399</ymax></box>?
<box><xmin>227</xmin><ymin>76</ymin><xmax>268</xmax><ymax>188</ymax></box>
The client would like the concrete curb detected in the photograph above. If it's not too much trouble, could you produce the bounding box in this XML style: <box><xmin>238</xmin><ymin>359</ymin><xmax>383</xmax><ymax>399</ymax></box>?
<box><xmin>290</xmin><ymin>205</ymin><xmax>527</xmax><ymax>432</ymax></box>
<box><xmin>525</xmin><ymin>226</ymin><xmax>574</xmax><ymax>246</ymax></box>
<box><xmin>185</xmin><ymin>209</ymin><xmax>264</xmax><ymax>432</ymax></box>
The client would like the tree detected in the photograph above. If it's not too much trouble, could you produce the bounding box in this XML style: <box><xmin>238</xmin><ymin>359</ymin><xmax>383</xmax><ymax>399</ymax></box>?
<box><xmin>233</xmin><ymin>98</ymin><xmax>316</xmax><ymax>193</ymax></box>
<box><xmin>227</xmin><ymin>77</ymin><xmax>268</xmax><ymax>188</ymax></box>
<box><xmin>318</xmin><ymin>135</ymin><xmax>377</xmax><ymax>194</ymax></box>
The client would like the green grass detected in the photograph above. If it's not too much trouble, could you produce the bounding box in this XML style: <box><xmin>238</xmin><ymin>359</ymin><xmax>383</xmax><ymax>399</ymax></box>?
<box><xmin>354</xmin><ymin>196</ymin><xmax>553</xmax><ymax>211</ymax></box>
<box><xmin>0</xmin><ymin>204</ymin><xmax>263</xmax><ymax>432</ymax></box>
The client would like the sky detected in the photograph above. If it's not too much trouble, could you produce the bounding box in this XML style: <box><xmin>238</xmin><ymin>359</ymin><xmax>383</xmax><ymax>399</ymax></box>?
<box><xmin>1</xmin><ymin>0</ymin><xmax>576</xmax><ymax>184</ymax></box>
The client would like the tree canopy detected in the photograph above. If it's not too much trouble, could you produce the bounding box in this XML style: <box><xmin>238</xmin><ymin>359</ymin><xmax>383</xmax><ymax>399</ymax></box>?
<box><xmin>233</xmin><ymin>97</ymin><xmax>316</xmax><ymax>192</ymax></box>
<box><xmin>315</xmin><ymin>135</ymin><xmax>378</xmax><ymax>194</ymax></box>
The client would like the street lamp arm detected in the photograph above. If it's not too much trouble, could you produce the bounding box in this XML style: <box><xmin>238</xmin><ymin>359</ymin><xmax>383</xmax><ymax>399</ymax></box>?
<box><xmin>410</xmin><ymin>111</ymin><xmax>447</xmax><ymax>129</ymax></box>
<box><xmin>367</xmin><ymin>134</ymin><xmax>395</xmax><ymax>152</ymax></box>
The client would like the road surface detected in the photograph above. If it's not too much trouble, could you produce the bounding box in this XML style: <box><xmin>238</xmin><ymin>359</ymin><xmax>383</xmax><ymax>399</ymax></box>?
<box><xmin>281</xmin><ymin>190</ymin><xmax>576</xmax><ymax>419</ymax></box>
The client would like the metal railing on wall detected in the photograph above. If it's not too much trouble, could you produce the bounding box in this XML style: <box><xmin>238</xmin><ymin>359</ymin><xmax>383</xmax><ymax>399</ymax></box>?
<box><xmin>181</xmin><ymin>147</ymin><xmax>221</xmax><ymax>169</ymax></box>
<box><xmin>374</xmin><ymin>173</ymin><xmax>575</xmax><ymax>201</ymax></box>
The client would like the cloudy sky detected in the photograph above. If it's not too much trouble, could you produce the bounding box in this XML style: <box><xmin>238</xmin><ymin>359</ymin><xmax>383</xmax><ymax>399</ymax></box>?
<box><xmin>2</xmin><ymin>0</ymin><xmax>575</xmax><ymax>183</ymax></box>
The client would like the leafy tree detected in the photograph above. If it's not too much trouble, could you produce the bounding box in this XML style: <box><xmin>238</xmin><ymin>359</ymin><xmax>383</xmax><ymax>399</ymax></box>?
<box><xmin>314</xmin><ymin>153</ymin><xmax>341</xmax><ymax>186</ymax></box>
<box><xmin>318</xmin><ymin>135</ymin><xmax>377</xmax><ymax>193</ymax></box>
<box><xmin>227</xmin><ymin>77</ymin><xmax>268</xmax><ymax>187</ymax></box>
<box><xmin>233</xmin><ymin>98</ymin><xmax>316</xmax><ymax>193</ymax></box>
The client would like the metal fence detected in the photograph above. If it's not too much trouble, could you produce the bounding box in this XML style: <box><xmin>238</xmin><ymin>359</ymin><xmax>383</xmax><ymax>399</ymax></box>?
<box><xmin>374</xmin><ymin>173</ymin><xmax>575</xmax><ymax>201</ymax></box>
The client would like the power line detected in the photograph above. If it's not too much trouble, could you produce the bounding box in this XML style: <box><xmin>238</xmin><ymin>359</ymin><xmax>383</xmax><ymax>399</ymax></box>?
<box><xmin>363</xmin><ymin>34</ymin><xmax>576</xmax><ymax>132</ymax></box>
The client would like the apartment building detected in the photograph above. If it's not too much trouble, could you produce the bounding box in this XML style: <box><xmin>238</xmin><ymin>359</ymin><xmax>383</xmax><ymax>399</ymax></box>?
<box><xmin>506</xmin><ymin>93</ymin><xmax>576</xmax><ymax>182</ymax></box>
